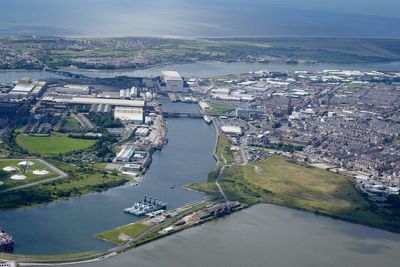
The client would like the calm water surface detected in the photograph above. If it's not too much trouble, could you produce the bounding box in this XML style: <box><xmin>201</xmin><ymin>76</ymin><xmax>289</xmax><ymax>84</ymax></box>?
<box><xmin>66</xmin><ymin>61</ymin><xmax>400</xmax><ymax>79</ymax></box>
<box><xmin>0</xmin><ymin>70</ymin><xmax>64</xmax><ymax>84</ymax></box>
<box><xmin>1</xmin><ymin>62</ymin><xmax>399</xmax><ymax>84</ymax></box>
<box><xmin>0</xmin><ymin>117</ymin><xmax>216</xmax><ymax>254</ymax></box>
<box><xmin>1</xmin><ymin>64</ymin><xmax>400</xmax><ymax>263</ymax></box>
<box><xmin>1</xmin><ymin>0</ymin><xmax>400</xmax><ymax>37</ymax></box>
<box><xmin>64</xmin><ymin>204</ymin><xmax>400</xmax><ymax>267</ymax></box>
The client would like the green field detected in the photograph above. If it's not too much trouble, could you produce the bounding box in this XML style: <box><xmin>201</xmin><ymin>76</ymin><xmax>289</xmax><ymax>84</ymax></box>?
<box><xmin>215</xmin><ymin>135</ymin><xmax>235</xmax><ymax>164</ymax></box>
<box><xmin>208</xmin><ymin>103</ymin><xmax>236</xmax><ymax>114</ymax></box>
<box><xmin>0</xmin><ymin>160</ymin><xmax>57</xmax><ymax>190</ymax></box>
<box><xmin>0</xmin><ymin>251</ymin><xmax>99</xmax><ymax>261</ymax></box>
<box><xmin>64</xmin><ymin>117</ymin><xmax>81</xmax><ymax>128</ymax></box>
<box><xmin>187</xmin><ymin>182</ymin><xmax>219</xmax><ymax>195</ymax></box>
<box><xmin>218</xmin><ymin>156</ymin><xmax>400</xmax><ymax>232</ymax></box>
<box><xmin>96</xmin><ymin>223</ymin><xmax>149</xmax><ymax>245</ymax></box>
<box><xmin>0</xmin><ymin>160</ymin><xmax>129</xmax><ymax>209</ymax></box>
<box><xmin>3</xmin><ymin>37</ymin><xmax>400</xmax><ymax>71</ymax></box>
<box><xmin>16</xmin><ymin>135</ymin><xmax>96</xmax><ymax>155</ymax></box>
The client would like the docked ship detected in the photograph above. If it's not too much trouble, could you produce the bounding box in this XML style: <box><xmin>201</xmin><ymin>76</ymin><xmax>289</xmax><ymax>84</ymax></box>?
<box><xmin>0</xmin><ymin>229</ymin><xmax>14</xmax><ymax>253</ymax></box>
<box><xmin>203</xmin><ymin>115</ymin><xmax>212</xmax><ymax>125</ymax></box>
<box><xmin>124</xmin><ymin>195</ymin><xmax>167</xmax><ymax>216</ymax></box>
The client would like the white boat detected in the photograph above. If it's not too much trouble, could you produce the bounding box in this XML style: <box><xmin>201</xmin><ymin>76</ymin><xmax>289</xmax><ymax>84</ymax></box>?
<box><xmin>203</xmin><ymin>115</ymin><xmax>212</xmax><ymax>124</ymax></box>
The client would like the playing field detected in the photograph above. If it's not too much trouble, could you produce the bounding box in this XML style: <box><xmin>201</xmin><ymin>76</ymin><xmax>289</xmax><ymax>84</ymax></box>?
<box><xmin>17</xmin><ymin>135</ymin><xmax>96</xmax><ymax>155</ymax></box>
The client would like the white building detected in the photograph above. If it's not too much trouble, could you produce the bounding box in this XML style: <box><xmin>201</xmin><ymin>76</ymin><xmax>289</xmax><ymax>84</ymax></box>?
<box><xmin>114</xmin><ymin>106</ymin><xmax>144</xmax><ymax>123</ymax></box>
<box><xmin>221</xmin><ymin>125</ymin><xmax>243</xmax><ymax>136</ymax></box>
<box><xmin>115</xmin><ymin>145</ymin><xmax>136</xmax><ymax>162</ymax></box>
<box><xmin>9</xmin><ymin>77</ymin><xmax>45</xmax><ymax>98</ymax></box>
<box><xmin>43</xmin><ymin>96</ymin><xmax>145</xmax><ymax>108</ymax></box>
<box><xmin>53</xmin><ymin>84</ymin><xmax>90</xmax><ymax>95</ymax></box>
<box><xmin>123</xmin><ymin>163</ymin><xmax>142</xmax><ymax>171</ymax></box>
<box><xmin>161</xmin><ymin>71</ymin><xmax>185</xmax><ymax>92</ymax></box>
<box><xmin>136</xmin><ymin>127</ymin><xmax>150</xmax><ymax>137</ymax></box>
<box><xmin>120</xmin><ymin>87</ymin><xmax>139</xmax><ymax>99</ymax></box>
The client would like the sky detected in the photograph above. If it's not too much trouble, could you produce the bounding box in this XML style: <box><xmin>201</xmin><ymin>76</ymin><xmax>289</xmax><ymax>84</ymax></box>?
<box><xmin>1</xmin><ymin>0</ymin><xmax>400</xmax><ymax>37</ymax></box>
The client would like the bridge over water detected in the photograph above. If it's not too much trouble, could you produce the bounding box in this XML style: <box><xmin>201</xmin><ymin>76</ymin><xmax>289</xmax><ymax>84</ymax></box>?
<box><xmin>162</xmin><ymin>112</ymin><xmax>204</xmax><ymax>118</ymax></box>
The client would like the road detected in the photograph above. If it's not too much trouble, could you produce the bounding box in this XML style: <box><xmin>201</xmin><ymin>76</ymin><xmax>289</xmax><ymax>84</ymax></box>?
<box><xmin>0</xmin><ymin>158</ymin><xmax>68</xmax><ymax>194</ymax></box>
<box><xmin>211</xmin><ymin>118</ymin><xmax>229</xmax><ymax>201</ymax></box>
<box><xmin>216</xmin><ymin>153</ymin><xmax>230</xmax><ymax>201</ymax></box>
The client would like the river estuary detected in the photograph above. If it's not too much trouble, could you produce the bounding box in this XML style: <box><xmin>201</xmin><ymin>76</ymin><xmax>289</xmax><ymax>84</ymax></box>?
<box><xmin>59</xmin><ymin>204</ymin><xmax>400</xmax><ymax>267</ymax></box>
<box><xmin>0</xmin><ymin>113</ymin><xmax>216</xmax><ymax>254</ymax></box>
<box><xmin>0</xmin><ymin>65</ymin><xmax>400</xmax><ymax>265</ymax></box>
<box><xmin>1</xmin><ymin>61</ymin><xmax>400</xmax><ymax>82</ymax></box>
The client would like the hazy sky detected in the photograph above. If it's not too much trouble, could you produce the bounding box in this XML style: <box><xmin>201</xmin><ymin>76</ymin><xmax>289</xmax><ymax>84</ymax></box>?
<box><xmin>1</xmin><ymin>0</ymin><xmax>400</xmax><ymax>37</ymax></box>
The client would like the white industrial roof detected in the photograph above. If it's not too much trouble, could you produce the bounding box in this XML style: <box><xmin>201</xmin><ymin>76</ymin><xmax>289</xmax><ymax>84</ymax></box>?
<box><xmin>221</xmin><ymin>125</ymin><xmax>242</xmax><ymax>134</ymax></box>
<box><xmin>161</xmin><ymin>71</ymin><xmax>183</xmax><ymax>81</ymax></box>
<box><xmin>116</xmin><ymin>145</ymin><xmax>136</xmax><ymax>159</ymax></box>
<box><xmin>114</xmin><ymin>106</ymin><xmax>143</xmax><ymax>122</ymax></box>
<box><xmin>11</xmin><ymin>83</ymin><xmax>35</xmax><ymax>93</ymax></box>
<box><xmin>44</xmin><ymin>96</ymin><xmax>145</xmax><ymax>107</ymax></box>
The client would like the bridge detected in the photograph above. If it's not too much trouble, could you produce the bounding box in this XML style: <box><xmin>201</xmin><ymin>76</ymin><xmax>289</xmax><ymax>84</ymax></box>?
<box><xmin>44</xmin><ymin>67</ymin><xmax>91</xmax><ymax>79</ymax></box>
<box><xmin>162</xmin><ymin>112</ymin><xmax>204</xmax><ymax>118</ymax></box>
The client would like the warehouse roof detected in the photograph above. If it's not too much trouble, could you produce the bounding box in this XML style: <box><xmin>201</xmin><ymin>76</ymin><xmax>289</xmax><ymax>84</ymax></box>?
<box><xmin>43</xmin><ymin>96</ymin><xmax>145</xmax><ymax>107</ymax></box>
<box><xmin>161</xmin><ymin>71</ymin><xmax>183</xmax><ymax>81</ymax></box>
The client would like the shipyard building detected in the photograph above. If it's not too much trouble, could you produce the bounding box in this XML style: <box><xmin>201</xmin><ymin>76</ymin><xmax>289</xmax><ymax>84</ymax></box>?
<box><xmin>160</xmin><ymin>71</ymin><xmax>185</xmax><ymax>92</ymax></box>
<box><xmin>114</xmin><ymin>106</ymin><xmax>144</xmax><ymax>123</ymax></box>
<box><xmin>115</xmin><ymin>145</ymin><xmax>136</xmax><ymax>162</ymax></box>
<box><xmin>52</xmin><ymin>84</ymin><xmax>91</xmax><ymax>95</ymax></box>
<box><xmin>8</xmin><ymin>77</ymin><xmax>46</xmax><ymax>98</ymax></box>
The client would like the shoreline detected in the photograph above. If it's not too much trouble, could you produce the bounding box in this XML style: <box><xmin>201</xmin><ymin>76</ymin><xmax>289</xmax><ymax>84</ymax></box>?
<box><xmin>3</xmin><ymin>200</ymin><xmax>400</xmax><ymax>266</ymax></box>
<box><xmin>2</xmin><ymin>59</ymin><xmax>400</xmax><ymax>78</ymax></box>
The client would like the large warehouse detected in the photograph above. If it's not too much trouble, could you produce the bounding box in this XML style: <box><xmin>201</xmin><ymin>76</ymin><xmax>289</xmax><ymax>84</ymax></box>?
<box><xmin>114</xmin><ymin>106</ymin><xmax>144</xmax><ymax>123</ymax></box>
<box><xmin>161</xmin><ymin>71</ymin><xmax>185</xmax><ymax>92</ymax></box>
<box><xmin>115</xmin><ymin>145</ymin><xmax>136</xmax><ymax>162</ymax></box>
<box><xmin>42</xmin><ymin>95</ymin><xmax>145</xmax><ymax>107</ymax></box>
<box><xmin>221</xmin><ymin>125</ymin><xmax>243</xmax><ymax>136</ymax></box>
<box><xmin>8</xmin><ymin>77</ymin><xmax>46</xmax><ymax>98</ymax></box>
<box><xmin>53</xmin><ymin>85</ymin><xmax>91</xmax><ymax>95</ymax></box>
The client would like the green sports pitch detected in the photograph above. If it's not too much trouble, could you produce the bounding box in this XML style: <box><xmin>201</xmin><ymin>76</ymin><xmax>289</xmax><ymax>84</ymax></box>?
<box><xmin>17</xmin><ymin>134</ymin><xmax>96</xmax><ymax>155</ymax></box>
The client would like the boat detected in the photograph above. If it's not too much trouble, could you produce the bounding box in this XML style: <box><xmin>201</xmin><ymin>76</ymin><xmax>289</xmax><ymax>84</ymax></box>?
<box><xmin>0</xmin><ymin>228</ymin><xmax>14</xmax><ymax>253</ymax></box>
<box><xmin>124</xmin><ymin>195</ymin><xmax>167</xmax><ymax>216</ymax></box>
<box><xmin>170</xmin><ymin>185</ymin><xmax>175</xmax><ymax>189</ymax></box>
<box><xmin>203</xmin><ymin>115</ymin><xmax>212</xmax><ymax>124</ymax></box>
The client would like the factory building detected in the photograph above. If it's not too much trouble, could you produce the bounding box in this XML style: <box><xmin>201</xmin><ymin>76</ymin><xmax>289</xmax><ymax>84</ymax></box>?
<box><xmin>115</xmin><ymin>145</ymin><xmax>136</xmax><ymax>162</ymax></box>
<box><xmin>90</xmin><ymin>104</ymin><xmax>111</xmax><ymax>113</ymax></box>
<box><xmin>120</xmin><ymin>86</ymin><xmax>139</xmax><ymax>99</ymax></box>
<box><xmin>136</xmin><ymin>127</ymin><xmax>150</xmax><ymax>137</ymax></box>
<box><xmin>53</xmin><ymin>84</ymin><xmax>91</xmax><ymax>95</ymax></box>
<box><xmin>221</xmin><ymin>125</ymin><xmax>243</xmax><ymax>136</ymax></box>
<box><xmin>123</xmin><ymin>163</ymin><xmax>142</xmax><ymax>171</ymax></box>
<box><xmin>42</xmin><ymin>95</ymin><xmax>145</xmax><ymax>107</ymax></box>
<box><xmin>160</xmin><ymin>71</ymin><xmax>185</xmax><ymax>92</ymax></box>
<box><xmin>8</xmin><ymin>77</ymin><xmax>46</xmax><ymax>98</ymax></box>
<box><xmin>114</xmin><ymin>106</ymin><xmax>144</xmax><ymax>123</ymax></box>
